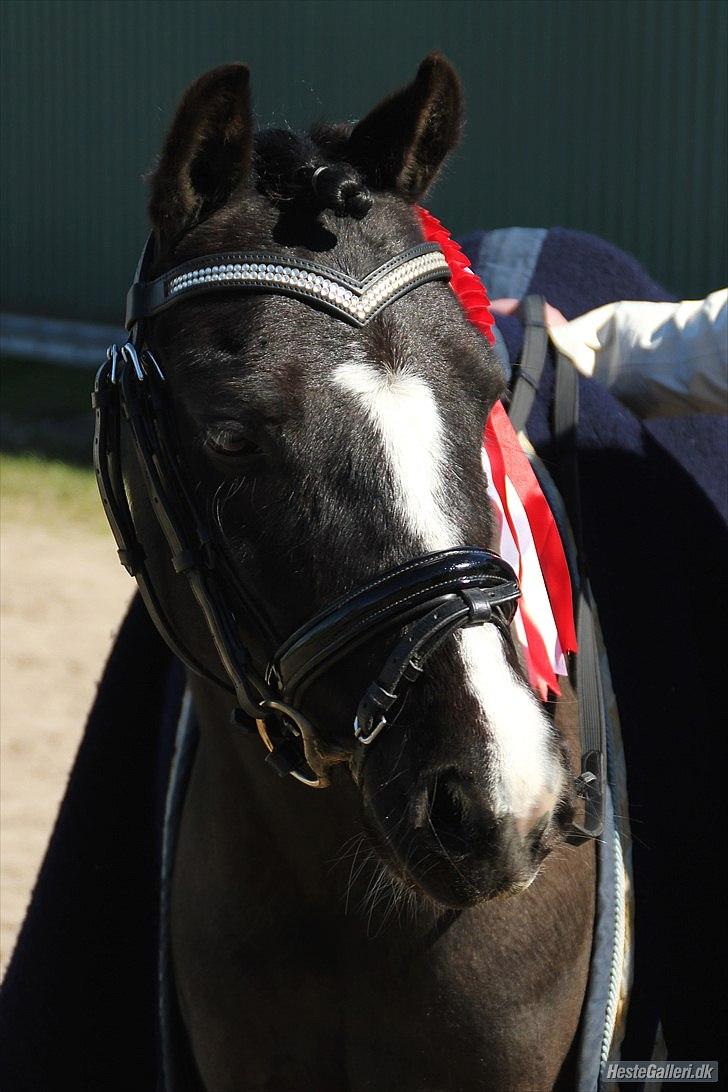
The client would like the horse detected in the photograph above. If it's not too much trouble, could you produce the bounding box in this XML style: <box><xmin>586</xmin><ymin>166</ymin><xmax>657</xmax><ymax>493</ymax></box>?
<box><xmin>111</xmin><ymin>55</ymin><xmax>597</xmax><ymax>1090</ymax></box>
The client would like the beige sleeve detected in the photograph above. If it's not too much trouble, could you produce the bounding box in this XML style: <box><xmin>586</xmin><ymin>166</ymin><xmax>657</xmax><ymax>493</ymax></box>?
<box><xmin>548</xmin><ymin>290</ymin><xmax>728</xmax><ymax>418</ymax></box>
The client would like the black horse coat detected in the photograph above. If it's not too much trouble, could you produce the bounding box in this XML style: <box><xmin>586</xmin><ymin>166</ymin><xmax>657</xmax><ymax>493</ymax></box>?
<box><xmin>1</xmin><ymin>228</ymin><xmax>725</xmax><ymax>1090</ymax></box>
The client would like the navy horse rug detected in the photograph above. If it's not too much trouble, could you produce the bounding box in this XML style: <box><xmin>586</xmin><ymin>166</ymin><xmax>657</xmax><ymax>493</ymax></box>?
<box><xmin>1</xmin><ymin>227</ymin><xmax>726</xmax><ymax>1091</ymax></box>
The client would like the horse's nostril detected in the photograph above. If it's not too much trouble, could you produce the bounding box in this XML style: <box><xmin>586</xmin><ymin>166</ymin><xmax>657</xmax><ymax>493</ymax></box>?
<box><xmin>430</xmin><ymin>780</ymin><xmax>466</xmax><ymax>841</ymax></box>
<box><xmin>417</xmin><ymin>770</ymin><xmax>487</xmax><ymax>854</ymax></box>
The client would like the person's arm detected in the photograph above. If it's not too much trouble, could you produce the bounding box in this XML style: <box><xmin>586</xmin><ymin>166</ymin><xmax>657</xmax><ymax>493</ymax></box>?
<box><xmin>547</xmin><ymin>290</ymin><xmax>727</xmax><ymax>418</ymax></box>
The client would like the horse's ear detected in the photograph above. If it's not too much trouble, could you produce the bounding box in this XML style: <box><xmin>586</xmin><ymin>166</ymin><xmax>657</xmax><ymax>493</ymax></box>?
<box><xmin>346</xmin><ymin>53</ymin><xmax>462</xmax><ymax>202</ymax></box>
<box><xmin>149</xmin><ymin>64</ymin><xmax>253</xmax><ymax>246</ymax></box>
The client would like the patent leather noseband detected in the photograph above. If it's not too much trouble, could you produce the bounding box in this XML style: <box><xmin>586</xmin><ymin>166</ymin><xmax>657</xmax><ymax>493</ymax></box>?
<box><xmin>272</xmin><ymin>549</ymin><xmax>519</xmax><ymax>746</ymax></box>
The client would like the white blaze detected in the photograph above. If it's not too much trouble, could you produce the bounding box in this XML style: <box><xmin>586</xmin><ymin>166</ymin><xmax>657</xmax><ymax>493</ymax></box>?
<box><xmin>457</xmin><ymin>627</ymin><xmax>562</xmax><ymax>824</ymax></box>
<box><xmin>333</xmin><ymin>361</ymin><xmax>458</xmax><ymax>550</ymax></box>
<box><xmin>333</xmin><ymin>361</ymin><xmax>563</xmax><ymax>825</ymax></box>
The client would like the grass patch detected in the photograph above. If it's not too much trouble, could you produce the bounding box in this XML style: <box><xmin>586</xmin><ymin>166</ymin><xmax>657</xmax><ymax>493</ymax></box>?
<box><xmin>0</xmin><ymin>452</ymin><xmax>108</xmax><ymax>534</ymax></box>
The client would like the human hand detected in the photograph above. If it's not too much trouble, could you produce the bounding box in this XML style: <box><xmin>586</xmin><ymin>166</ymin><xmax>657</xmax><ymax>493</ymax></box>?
<box><xmin>490</xmin><ymin>298</ymin><xmax>568</xmax><ymax>327</ymax></box>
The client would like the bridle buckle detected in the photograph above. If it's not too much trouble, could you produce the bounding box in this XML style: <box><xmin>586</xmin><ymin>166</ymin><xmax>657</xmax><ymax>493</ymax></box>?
<box><xmin>256</xmin><ymin>698</ymin><xmax>327</xmax><ymax>789</ymax></box>
<box><xmin>353</xmin><ymin>714</ymin><xmax>388</xmax><ymax>746</ymax></box>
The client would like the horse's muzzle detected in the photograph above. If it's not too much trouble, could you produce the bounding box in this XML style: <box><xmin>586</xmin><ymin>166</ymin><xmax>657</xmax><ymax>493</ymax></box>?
<box><xmin>362</xmin><ymin>759</ymin><xmax>574</xmax><ymax>908</ymax></box>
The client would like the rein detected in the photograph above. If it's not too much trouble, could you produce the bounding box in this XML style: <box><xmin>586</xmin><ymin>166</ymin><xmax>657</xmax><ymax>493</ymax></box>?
<box><xmin>93</xmin><ymin>222</ymin><xmax>604</xmax><ymax>839</ymax></box>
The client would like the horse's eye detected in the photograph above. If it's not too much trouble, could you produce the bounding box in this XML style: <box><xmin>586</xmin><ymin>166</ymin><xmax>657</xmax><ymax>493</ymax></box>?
<box><xmin>207</xmin><ymin>428</ymin><xmax>263</xmax><ymax>460</ymax></box>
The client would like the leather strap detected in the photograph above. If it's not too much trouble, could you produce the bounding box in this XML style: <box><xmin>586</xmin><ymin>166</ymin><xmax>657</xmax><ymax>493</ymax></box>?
<box><xmin>553</xmin><ymin>350</ymin><xmax>583</xmax><ymax>560</ymax></box>
<box><xmin>93</xmin><ymin>351</ymin><xmax>236</xmax><ymax>693</ymax></box>
<box><xmin>508</xmin><ymin>295</ymin><xmax>549</xmax><ymax>432</ymax></box>
<box><xmin>123</xmin><ymin>363</ymin><xmax>276</xmax><ymax>719</ymax></box>
<box><xmin>552</xmin><ymin>350</ymin><xmax>606</xmax><ymax>842</ymax></box>
<box><xmin>354</xmin><ymin>587</ymin><xmax>513</xmax><ymax>744</ymax></box>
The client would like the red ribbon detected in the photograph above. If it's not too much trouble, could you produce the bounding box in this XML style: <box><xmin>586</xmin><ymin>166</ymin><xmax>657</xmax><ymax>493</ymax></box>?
<box><xmin>484</xmin><ymin>407</ymin><xmax>561</xmax><ymax>697</ymax></box>
<box><xmin>417</xmin><ymin>206</ymin><xmax>577</xmax><ymax>692</ymax></box>
<box><xmin>487</xmin><ymin>401</ymin><xmax>577</xmax><ymax>657</ymax></box>
<box><xmin>416</xmin><ymin>207</ymin><xmax>496</xmax><ymax>346</ymax></box>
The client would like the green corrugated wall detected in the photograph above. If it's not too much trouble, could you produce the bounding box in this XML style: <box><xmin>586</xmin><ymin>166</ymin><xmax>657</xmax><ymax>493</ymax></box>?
<box><xmin>1</xmin><ymin>0</ymin><xmax>726</xmax><ymax>322</ymax></box>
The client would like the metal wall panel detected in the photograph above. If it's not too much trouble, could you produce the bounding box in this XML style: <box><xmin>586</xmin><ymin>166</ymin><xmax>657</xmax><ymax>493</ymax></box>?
<box><xmin>1</xmin><ymin>0</ymin><xmax>726</xmax><ymax>321</ymax></box>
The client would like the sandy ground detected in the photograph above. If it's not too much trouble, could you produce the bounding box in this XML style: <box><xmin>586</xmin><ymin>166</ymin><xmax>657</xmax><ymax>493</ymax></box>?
<box><xmin>0</xmin><ymin>521</ymin><xmax>131</xmax><ymax>969</ymax></box>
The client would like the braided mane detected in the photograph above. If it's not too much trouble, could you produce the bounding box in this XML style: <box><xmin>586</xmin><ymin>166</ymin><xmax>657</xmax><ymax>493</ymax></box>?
<box><xmin>254</xmin><ymin>126</ymin><xmax>373</xmax><ymax>220</ymax></box>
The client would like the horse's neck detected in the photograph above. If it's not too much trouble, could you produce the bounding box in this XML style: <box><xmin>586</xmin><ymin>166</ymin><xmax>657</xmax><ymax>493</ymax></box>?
<box><xmin>173</xmin><ymin>675</ymin><xmax>594</xmax><ymax>1092</ymax></box>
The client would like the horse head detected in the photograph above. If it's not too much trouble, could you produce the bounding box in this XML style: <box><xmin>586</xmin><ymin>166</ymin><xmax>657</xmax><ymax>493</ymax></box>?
<box><xmin>123</xmin><ymin>55</ymin><xmax>576</xmax><ymax>909</ymax></box>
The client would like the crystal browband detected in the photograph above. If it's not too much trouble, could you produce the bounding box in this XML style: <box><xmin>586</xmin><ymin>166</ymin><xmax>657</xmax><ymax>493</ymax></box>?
<box><xmin>125</xmin><ymin>242</ymin><xmax>451</xmax><ymax>329</ymax></box>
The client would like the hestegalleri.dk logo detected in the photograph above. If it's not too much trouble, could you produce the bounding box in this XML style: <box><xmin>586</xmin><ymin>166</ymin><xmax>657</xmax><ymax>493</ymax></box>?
<box><xmin>604</xmin><ymin>1061</ymin><xmax>718</xmax><ymax>1083</ymax></box>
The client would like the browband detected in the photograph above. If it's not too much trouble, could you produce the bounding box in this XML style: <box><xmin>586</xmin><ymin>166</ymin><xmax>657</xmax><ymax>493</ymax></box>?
<box><xmin>126</xmin><ymin>241</ymin><xmax>451</xmax><ymax>329</ymax></box>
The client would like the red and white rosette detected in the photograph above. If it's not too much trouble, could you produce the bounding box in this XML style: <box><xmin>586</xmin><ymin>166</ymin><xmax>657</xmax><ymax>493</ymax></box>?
<box><xmin>417</xmin><ymin>207</ymin><xmax>577</xmax><ymax>698</ymax></box>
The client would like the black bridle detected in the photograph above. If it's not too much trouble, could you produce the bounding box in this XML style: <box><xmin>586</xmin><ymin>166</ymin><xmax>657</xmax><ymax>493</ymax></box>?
<box><xmin>93</xmin><ymin>233</ymin><xmax>603</xmax><ymax>839</ymax></box>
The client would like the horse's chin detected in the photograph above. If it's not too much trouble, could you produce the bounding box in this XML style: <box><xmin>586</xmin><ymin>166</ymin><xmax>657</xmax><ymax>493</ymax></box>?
<box><xmin>402</xmin><ymin>861</ymin><xmax>546</xmax><ymax>910</ymax></box>
<box><xmin>367</xmin><ymin>823</ymin><xmax>549</xmax><ymax>911</ymax></box>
